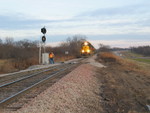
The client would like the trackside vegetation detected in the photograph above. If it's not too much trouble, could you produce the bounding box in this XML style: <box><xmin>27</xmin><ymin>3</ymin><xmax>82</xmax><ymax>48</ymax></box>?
<box><xmin>0</xmin><ymin>35</ymin><xmax>86</xmax><ymax>73</ymax></box>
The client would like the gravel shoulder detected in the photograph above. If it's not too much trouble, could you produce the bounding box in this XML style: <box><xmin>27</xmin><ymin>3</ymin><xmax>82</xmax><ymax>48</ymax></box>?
<box><xmin>3</xmin><ymin>62</ymin><xmax>104</xmax><ymax>113</ymax></box>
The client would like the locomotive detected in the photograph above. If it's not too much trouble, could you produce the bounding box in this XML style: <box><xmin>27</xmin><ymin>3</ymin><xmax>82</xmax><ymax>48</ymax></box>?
<box><xmin>80</xmin><ymin>41</ymin><xmax>95</xmax><ymax>56</ymax></box>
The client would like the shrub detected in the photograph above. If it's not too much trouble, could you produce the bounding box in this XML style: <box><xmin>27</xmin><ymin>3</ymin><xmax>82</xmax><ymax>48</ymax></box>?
<box><xmin>97</xmin><ymin>52</ymin><xmax>122</xmax><ymax>64</ymax></box>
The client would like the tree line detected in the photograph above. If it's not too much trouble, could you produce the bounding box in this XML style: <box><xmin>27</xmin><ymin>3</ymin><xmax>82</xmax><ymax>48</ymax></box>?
<box><xmin>131</xmin><ymin>46</ymin><xmax>150</xmax><ymax>56</ymax></box>
<box><xmin>0</xmin><ymin>38</ymin><xmax>38</xmax><ymax>59</ymax></box>
<box><xmin>0</xmin><ymin>35</ymin><xmax>86</xmax><ymax>73</ymax></box>
<box><xmin>0</xmin><ymin>38</ymin><xmax>39</xmax><ymax>71</ymax></box>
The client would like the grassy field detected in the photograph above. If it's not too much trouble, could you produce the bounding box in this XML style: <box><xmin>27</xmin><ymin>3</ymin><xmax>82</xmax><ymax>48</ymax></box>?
<box><xmin>134</xmin><ymin>58</ymin><xmax>150</xmax><ymax>64</ymax></box>
<box><xmin>119</xmin><ymin>51</ymin><xmax>150</xmax><ymax>64</ymax></box>
<box><xmin>117</xmin><ymin>51</ymin><xmax>150</xmax><ymax>74</ymax></box>
<box><xmin>120</xmin><ymin>51</ymin><xmax>143</xmax><ymax>58</ymax></box>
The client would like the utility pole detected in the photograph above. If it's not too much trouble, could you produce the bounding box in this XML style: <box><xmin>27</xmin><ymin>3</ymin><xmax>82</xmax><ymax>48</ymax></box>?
<box><xmin>41</xmin><ymin>27</ymin><xmax>49</xmax><ymax>64</ymax></box>
<box><xmin>39</xmin><ymin>41</ymin><xmax>41</xmax><ymax>64</ymax></box>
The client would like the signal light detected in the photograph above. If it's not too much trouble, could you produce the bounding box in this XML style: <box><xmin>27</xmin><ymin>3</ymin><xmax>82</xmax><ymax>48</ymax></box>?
<box><xmin>87</xmin><ymin>49</ymin><xmax>90</xmax><ymax>53</ymax></box>
<box><xmin>81</xmin><ymin>50</ymin><xmax>85</xmax><ymax>53</ymax></box>
<box><xmin>84</xmin><ymin>42</ymin><xmax>88</xmax><ymax>46</ymax></box>
<box><xmin>42</xmin><ymin>36</ymin><xmax>46</xmax><ymax>42</ymax></box>
<box><xmin>41</xmin><ymin>27</ymin><xmax>46</xmax><ymax>34</ymax></box>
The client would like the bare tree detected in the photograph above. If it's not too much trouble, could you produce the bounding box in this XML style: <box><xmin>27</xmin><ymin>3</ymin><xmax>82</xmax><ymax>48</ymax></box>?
<box><xmin>5</xmin><ymin>37</ymin><xmax>14</xmax><ymax>45</ymax></box>
<box><xmin>131</xmin><ymin>46</ymin><xmax>150</xmax><ymax>56</ymax></box>
<box><xmin>0</xmin><ymin>38</ymin><xmax>39</xmax><ymax>70</ymax></box>
<box><xmin>67</xmin><ymin>35</ymin><xmax>86</xmax><ymax>57</ymax></box>
<box><xmin>46</xmin><ymin>35</ymin><xmax>87</xmax><ymax>58</ymax></box>
<box><xmin>0</xmin><ymin>38</ymin><xmax>2</xmax><ymax>44</ymax></box>
<box><xmin>98</xmin><ymin>43</ymin><xmax>110</xmax><ymax>52</ymax></box>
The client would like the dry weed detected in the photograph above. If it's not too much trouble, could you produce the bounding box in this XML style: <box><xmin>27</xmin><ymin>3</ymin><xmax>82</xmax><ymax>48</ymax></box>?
<box><xmin>97</xmin><ymin>52</ymin><xmax>123</xmax><ymax>64</ymax></box>
<box><xmin>0</xmin><ymin>61</ymin><xmax>17</xmax><ymax>73</ymax></box>
<box><xmin>97</xmin><ymin>52</ymin><xmax>150</xmax><ymax>75</ymax></box>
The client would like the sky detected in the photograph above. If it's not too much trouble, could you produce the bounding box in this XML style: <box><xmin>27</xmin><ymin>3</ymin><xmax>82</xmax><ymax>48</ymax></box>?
<box><xmin>0</xmin><ymin>0</ymin><xmax>150</xmax><ymax>48</ymax></box>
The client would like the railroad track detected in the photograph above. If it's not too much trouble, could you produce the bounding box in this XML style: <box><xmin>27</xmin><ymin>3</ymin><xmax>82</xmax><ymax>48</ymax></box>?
<box><xmin>0</xmin><ymin>64</ymin><xmax>61</xmax><ymax>84</ymax></box>
<box><xmin>0</xmin><ymin>62</ymin><xmax>80</xmax><ymax>109</ymax></box>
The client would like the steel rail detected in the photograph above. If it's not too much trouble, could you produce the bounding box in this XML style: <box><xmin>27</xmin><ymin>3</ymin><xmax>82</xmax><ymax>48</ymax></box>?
<box><xmin>0</xmin><ymin>58</ymin><xmax>83</xmax><ymax>78</ymax></box>
<box><xmin>0</xmin><ymin>64</ymin><xmax>60</xmax><ymax>78</ymax></box>
<box><xmin>0</xmin><ymin>65</ymin><xmax>64</xmax><ymax>88</ymax></box>
<box><xmin>0</xmin><ymin>64</ymin><xmax>74</xmax><ymax>105</ymax></box>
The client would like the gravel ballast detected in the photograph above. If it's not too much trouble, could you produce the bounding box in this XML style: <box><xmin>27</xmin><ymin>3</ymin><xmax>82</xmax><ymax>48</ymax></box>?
<box><xmin>4</xmin><ymin>63</ymin><xmax>103</xmax><ymax>113</ymax></box>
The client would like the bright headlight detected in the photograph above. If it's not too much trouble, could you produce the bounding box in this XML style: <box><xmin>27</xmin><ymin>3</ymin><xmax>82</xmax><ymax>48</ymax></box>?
<box><xmin>87</xmin><ymin>49</ymin><xmax>90</xmax><ymax>53</ymax></box>
<box><xmin>84</xmin><ymin>42</ymin><xmax>88</xmax><ymax>46</ymax></box>
<box><xmin>82</xmin><ymin>50</ymin><xmax>85</xmax><ymax>53</ymax></box>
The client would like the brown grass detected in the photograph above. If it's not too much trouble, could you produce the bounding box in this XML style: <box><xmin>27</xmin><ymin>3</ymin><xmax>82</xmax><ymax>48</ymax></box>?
<box><xmin>0</xmin><ymin>57</ymin><xmax>39</xmax><ymax>74</ymax></box>
<box><xmin>0</xmin><ymin>60</ymin><xmax>18</xmax><ymax>73</ymax></box>
<box><xmin>97</xmin><ymin>52</ymin><xmax>150</xmax><ymax>75</ymax></box>
<box><xmin>97</xmin><ymin>52</ymin><xmax>122</xmax><ymax>64</ymax></box>
<box><xmin>123</xmin><ymin>59</ymin><xmax>150</xmax><ymax>75</ymax></box>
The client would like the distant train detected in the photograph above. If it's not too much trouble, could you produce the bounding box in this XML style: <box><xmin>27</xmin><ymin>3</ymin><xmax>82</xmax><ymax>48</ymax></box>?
<box><xmin>80</xmin><ymin>41</ymin><xmax>95</xmax><ymax>56</ymax></box>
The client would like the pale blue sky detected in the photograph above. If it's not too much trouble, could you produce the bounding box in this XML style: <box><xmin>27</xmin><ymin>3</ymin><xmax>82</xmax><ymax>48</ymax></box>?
<box><xmin>0</xmin><ymin>0</ymin><xmax>150</xmax><ymax>48</ymax></box>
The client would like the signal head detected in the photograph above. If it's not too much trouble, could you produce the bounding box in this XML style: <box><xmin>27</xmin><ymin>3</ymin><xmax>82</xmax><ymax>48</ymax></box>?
<box><xmin>41</xmin><ymin>27</ymin><xmax>46</xmax><ymax>34</ymax></box>
<box><xmin>42</xmin><ymin>36</ymin><xmax>46</xmax><ymax>42</ymax></box>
